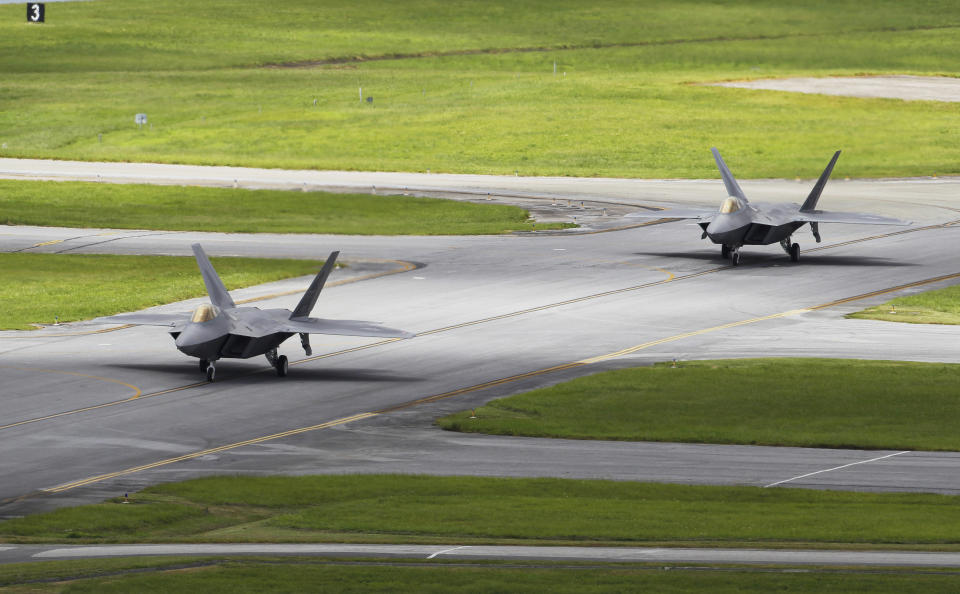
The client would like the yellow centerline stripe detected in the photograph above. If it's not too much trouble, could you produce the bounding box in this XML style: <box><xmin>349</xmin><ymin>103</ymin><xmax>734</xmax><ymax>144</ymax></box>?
<box><xmin>417</xmin><ymin>267</ymin><xmax>678</xmax><ymax>337</ymax></box>
<box><xmin>30</xmin><ymin>240</ymin><xmax>65</xmax><ymax>248</ymax></box>
<box><xmin>39</xmin><ymin>267</ymin><xmax>960</xmax><ymax>494</ymax></box>
<box><xmin>43</xmin><ymin>413</ymin><xmax>377</xmax><ymax>493</ymax></box>
<box><xmin>808</xmin><ymin>271</ymin><xmax>960</xmax><ymax>310</ymax></box>
<box><xmin>0</xmin><ymin>367</ymin><xmax>142</xmax><ymax>431</ymax></box>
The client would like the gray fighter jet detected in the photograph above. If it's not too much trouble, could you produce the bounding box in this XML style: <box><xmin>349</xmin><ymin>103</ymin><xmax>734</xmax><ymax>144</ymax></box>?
<box><xmin>625</xmin><ymin>149</ymin><xmax>909</xmax><ymax>265</ymax></box>
<box><xmin>96</xmin><ymin>245</ymin><xmax>413</xmax><ymax>381</ymax></box>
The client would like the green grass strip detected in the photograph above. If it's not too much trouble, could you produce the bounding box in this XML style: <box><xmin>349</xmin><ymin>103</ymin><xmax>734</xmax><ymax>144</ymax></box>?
<box><xmin>850</xmin><ymin>284</ymin><xmax>960</xmax><ymax>325</ymax></box>
<box><xmin>0</xmin><ymin>180</ymin><xmax>567</xmax><ymax>235</ymax></box>
<box><xmin>5</xmin><ymin>558</ymin><xmax>959</xmax><ymax>593</ymax></box>
<box><xmin>439</xmin><ymin>359</ymin><xmax>960</xmax><ymax>450</ymax></box>
<box><xmin>4</xmin><ymin>475</ymin><xmax>960</xmax><ymax>549</ymax></box>
<box><xmin>0</xmin><ymin>253</ymin><xmax>329</xmax><ymax>330</ymax></box>
<box><xmin>2</xmin><ymin>2</ymin><xmax>960</xmax><ymax>177</ymax></box>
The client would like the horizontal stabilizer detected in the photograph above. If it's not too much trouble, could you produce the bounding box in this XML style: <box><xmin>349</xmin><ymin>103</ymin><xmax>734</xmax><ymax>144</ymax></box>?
<box><xmin>282</xmin><ymin>317</ymin><xmax>414</xmax><ymax>339</ymax></box>
<box><xmin>800</xmin><ymin>151</ymin><xmax>841</xmax><ymax>212</ymax></box>
<box><xmin>796</xmin><ymin>211</ymin><xmax>910</xmax><ymax>226</ymax></box>
<box><xmin>711</xmin><ymin>148</ymin><xmax>748</xmax><ymax>201</ymax></box>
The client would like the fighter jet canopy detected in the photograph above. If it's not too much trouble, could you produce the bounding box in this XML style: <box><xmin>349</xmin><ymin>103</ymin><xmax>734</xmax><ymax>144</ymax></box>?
<box><xmin>190</xmin><ymin>303</ymin><xmax>220</xmax><ymax>323</ymax></box>
<box><xmin>719</xmin><ymin>197</ymin><xmax>743</xmax><ymax>214</ymax></box>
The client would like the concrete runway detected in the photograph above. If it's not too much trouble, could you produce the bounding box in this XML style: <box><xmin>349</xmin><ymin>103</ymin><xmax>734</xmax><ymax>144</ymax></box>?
<box><xmin>5</xmin><ymin>543</ymin><xmax>960</xmax><ymax>568</ymax></box>
<box><xmin>2</xmin><ymin>163</ymin><xmax>960</xmax><ymax>520</ymax></box>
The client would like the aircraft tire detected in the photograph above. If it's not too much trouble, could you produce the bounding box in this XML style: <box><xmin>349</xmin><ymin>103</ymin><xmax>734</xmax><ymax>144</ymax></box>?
<box><xmin>199</xmin><ymin>359</ymin><xmax>209</xmax><ymax>373</ymax></box>
<box><xmin>731</xmin><ymin>252</ymin><xmax>740</xmax><ymax>266</ymax></box>
<box><xmin>205</xmin><ymin>365</ymin><xmax>216</xmax><ymax>382</ymax></box>
<box><xmin>277</xmin><ymin>355</ymin><xmax>288</xmax><ymax>377</ymax></box>
<box><xmin>721</xmin><ymin>244</ymin><xmax>730</xmax><ymax>259</ymax></box>
<box><xmin>790</xmin><ymin>243</ymin><xmax>800</xmax><ymax>262</ymax></box>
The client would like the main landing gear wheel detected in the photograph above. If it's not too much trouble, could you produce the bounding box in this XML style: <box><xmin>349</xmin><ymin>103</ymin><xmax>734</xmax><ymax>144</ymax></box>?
<box><xmin>265</xmin><ymin>348</ymin><xmax>288</xmax><ymax>377</ymax></box>
<box><xmin>199</xmin><ymin>359</ymin><xmax>209</xmax><ymax>373</ymax></box>
<box><xmin>731</xmin><ymin>251</ymin><xmax>741</xmax><ymax>266</ymax></box>
<box><xmin>789</xmin><ymin>243</ymin><xmax>800</xmax><ymax>263</ymax></box>
<box><xmin>205</xmin><ymin>364</ymin><xmax>216</xmax><ymax>382</ymax></box>
<box><xmin>721</xmin><ymin>244</ymin><xmax>731</xmax><ymax>259</ymax></box>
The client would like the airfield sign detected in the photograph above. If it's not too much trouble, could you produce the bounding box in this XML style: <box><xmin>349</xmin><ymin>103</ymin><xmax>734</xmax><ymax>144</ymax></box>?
<box><xmin>27</xmin><ymin>3</ymin><xmax>44</xmax><ymax>23</ymax></box>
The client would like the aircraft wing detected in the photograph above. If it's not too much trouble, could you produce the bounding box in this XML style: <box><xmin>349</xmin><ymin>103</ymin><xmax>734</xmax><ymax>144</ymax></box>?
<box><xmin>93</xmin><ymin>312</ymin><xmax>193</xmax><ymax>328</ymax></box>
<box><xmin>281</xmin><ymin>317</ymin><xmax>414</xmax><ymax>339</ymax></box>
<box><xmin>795</xmin><ymin>211</ymin><xmax>910</xmax><ymax>226</ymax></box>
<box><xmin>625</xmin><ymin>207</ymin><xmax>717</xmax><ymax>222</ymax></box>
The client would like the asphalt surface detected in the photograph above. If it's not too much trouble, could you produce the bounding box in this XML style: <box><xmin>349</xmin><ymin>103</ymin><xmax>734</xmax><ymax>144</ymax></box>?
<box><xmin>3</xmin><ymin>543</ymin><xmax>960</xmax><ymax>568</ymax></box>
<box><xmin>2</xmin><ymin>162</ymin><xmax>960</xmax><ymax>525</ymax></box>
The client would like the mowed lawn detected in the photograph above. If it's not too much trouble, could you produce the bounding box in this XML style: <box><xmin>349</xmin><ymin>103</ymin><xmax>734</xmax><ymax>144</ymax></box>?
<box><xmin>4</xmin><ymin>475</ymin><xmax>960</xmax><ymax>549</ymax></box>
<box><xmin>0</xmin><ymin>180</ymin><xmax>564</xmax><ymax>234</ymax></box>
<box><xmin>851</xmin><ymin>283</ymin><xmax>960</xmax><ymax>325</ymax></box>
<box><xmin>0</xmin><ymin>253</ymin><xmax>330</xmax><ymax>330</ymax></box>
<box><xmin>2</xmin><ymin>559</ymin><xmax>959</xmax><ymax>593</ymax></box>
<box><xmin>0</xmin><ymin>1</ymin><xmax>959</xmax><ymax>177</ymax></box>
<box><xmin>438</xmin><ymin>359</ymin><xmax>960</xmax><ymax>450</ymax></box>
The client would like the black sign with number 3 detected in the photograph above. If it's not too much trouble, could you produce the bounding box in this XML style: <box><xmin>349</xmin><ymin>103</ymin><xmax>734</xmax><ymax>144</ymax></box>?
<box><xmin>27</xmin><ymin>3</ymin><xmax>45</xmax><ymax>23</ymax></box>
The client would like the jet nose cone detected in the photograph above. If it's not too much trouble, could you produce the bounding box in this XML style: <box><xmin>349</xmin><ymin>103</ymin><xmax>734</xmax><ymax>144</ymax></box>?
<box><xmin>174</xmin><ymin>324</ymin><xmax>201</xmax><ymax>349</ymax></box>
<box><xmin>174</xmin><ymin>324</ymin><xmax>218</xmax><ymax>358</ymax></box>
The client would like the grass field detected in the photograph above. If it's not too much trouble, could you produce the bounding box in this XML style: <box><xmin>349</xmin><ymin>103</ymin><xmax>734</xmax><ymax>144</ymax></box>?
<box><xmin>1</xmin><ymin>1</ymin><xmax>959</xmax><ymax>177</ymax></box>
<box><xmin>3</xmin><ymin>557</ymin><xmax>958</xmax><ymax>593</ymax></box>
<box><xmin>0</xmin><ymin>180</ymin><xmax>566</xmax><ymax>234</ymax></box>
<box><xmin>438</xmin><ymin>359</ymin><xmax>960</xmax><ymax>450</ymax></box>
<box><xmin>0</xmin><ymin>253</ymin><xmax>330</xmax><ymax>330</ymax></box>
<box><xmin>4</xmin><ymin>475</ymin><xmax>960</xmax><ymax>550</ymax></box>
<box><xmin>850</xmin><ymin>284</ymin><xmax>960</xmax><ymax>325</ymax></box>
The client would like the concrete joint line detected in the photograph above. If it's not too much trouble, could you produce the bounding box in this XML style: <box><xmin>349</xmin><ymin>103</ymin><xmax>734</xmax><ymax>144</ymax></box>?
<box><xmin>764</xmin><ymin>451</ymin><xmax>911</xmax><ymax>488</ymax></box>
<box><xmin>426</xmin><ymin>545</ymin><xmax>470</xmax><ymax>559</ymax></box>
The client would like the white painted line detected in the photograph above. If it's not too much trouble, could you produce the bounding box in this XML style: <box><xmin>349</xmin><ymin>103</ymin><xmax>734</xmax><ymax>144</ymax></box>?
<box><xmin>0</xmin><ymin>547</ymin><xmax>15</xmax><ymax>551</ymax></box>
<box><xmin>764</xmin><ymin>451</ymin><xmax>910</xmax><ymax>488</ymax></box>
<box><xmin>427</xmin><ymin>545</ymin><xmax>470</xmax><ymax>560</ymax></box>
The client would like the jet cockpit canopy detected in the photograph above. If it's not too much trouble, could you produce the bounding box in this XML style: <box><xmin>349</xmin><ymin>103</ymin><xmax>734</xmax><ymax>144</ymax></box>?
<box><xmin>191</xmin><ymin>303</ymin><xmax>220</xmax><ymax>323</ymax></box>
<box><xmin>719</xmin><ymin>196</ymin><xmax>743</xmax><ymax>214</ymax></box>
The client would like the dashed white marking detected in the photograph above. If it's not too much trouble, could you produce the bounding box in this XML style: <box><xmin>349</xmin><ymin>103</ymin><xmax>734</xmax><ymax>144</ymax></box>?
<box><xmin>427</xmin><ymin>545</ymin><xmax>470</xmax><ymax>559</ymax></box>
<box><xmin>764</xmin><ymin>451</ymin><xmax>910</xmax><ymax>488</ymax></box>
<box><xmin>413</xmin><ymin>276</ymin><xmax>425</xmax><ymax>280</ymax></box>
<box><xmin>553</xmin><ymin>248</ymin><xmax>566</xmax><ymax>251</ymax></box>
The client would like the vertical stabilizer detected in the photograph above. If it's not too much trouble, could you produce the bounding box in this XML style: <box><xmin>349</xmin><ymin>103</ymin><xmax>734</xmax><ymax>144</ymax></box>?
<box><xmin>192</xmin><ymin>244</ymin><xmax>235</xmax><ymax>310</ymax></box>
<box><xmin>291</xmin><ymin>251</ymin><xmax>340</xmax><ymax>319</ymax></box>
<box><xmin>711</xmin><ymin>147</ymin><xmax>748</xmax><ymax>202</ymax></box>
<box><xmin>800</xmin><ymin>150</ymin><xmax>841</xmax><ymax>212</ymax></box>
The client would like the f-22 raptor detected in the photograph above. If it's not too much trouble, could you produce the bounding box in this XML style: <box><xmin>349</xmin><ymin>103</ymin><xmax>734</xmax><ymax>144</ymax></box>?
<box><xmin>96</xmin><ymin>245</ymin><xmax>413</xmax><ymax>381</ymax></box>
<box><xmin>626</xmin><ymin>149</ymin><xmax>910</xmax><ymax>265</ymax></box>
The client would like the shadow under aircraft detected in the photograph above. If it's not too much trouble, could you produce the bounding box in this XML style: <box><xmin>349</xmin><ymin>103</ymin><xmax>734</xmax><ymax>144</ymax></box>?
<box><xmin>625</xmin><ymin>148</ymin><xmax>910</xmax><ymax>265</ymax></box>
<box><xmin>95</xmin><ymin>245</ymin><xmax>413</xmax><ymax>381</ymax></box>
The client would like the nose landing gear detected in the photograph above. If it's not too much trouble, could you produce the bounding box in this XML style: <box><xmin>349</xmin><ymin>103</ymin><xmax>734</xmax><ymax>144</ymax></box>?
<box><xmin>199</xmin><ymin>359</ymin><xmax>216</xmax><ymax>382</ymax></box>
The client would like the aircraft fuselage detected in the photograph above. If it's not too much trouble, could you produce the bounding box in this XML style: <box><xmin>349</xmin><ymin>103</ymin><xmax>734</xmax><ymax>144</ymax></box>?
<box><xmin>171</xmin><ymin>307</ymin><xmax>295</xmax><ymax>361</ymax></box>
<box><xmin>701</xmin><ymin>204</ymin><xmax>806</xmax><ymax>246</ymax></box>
